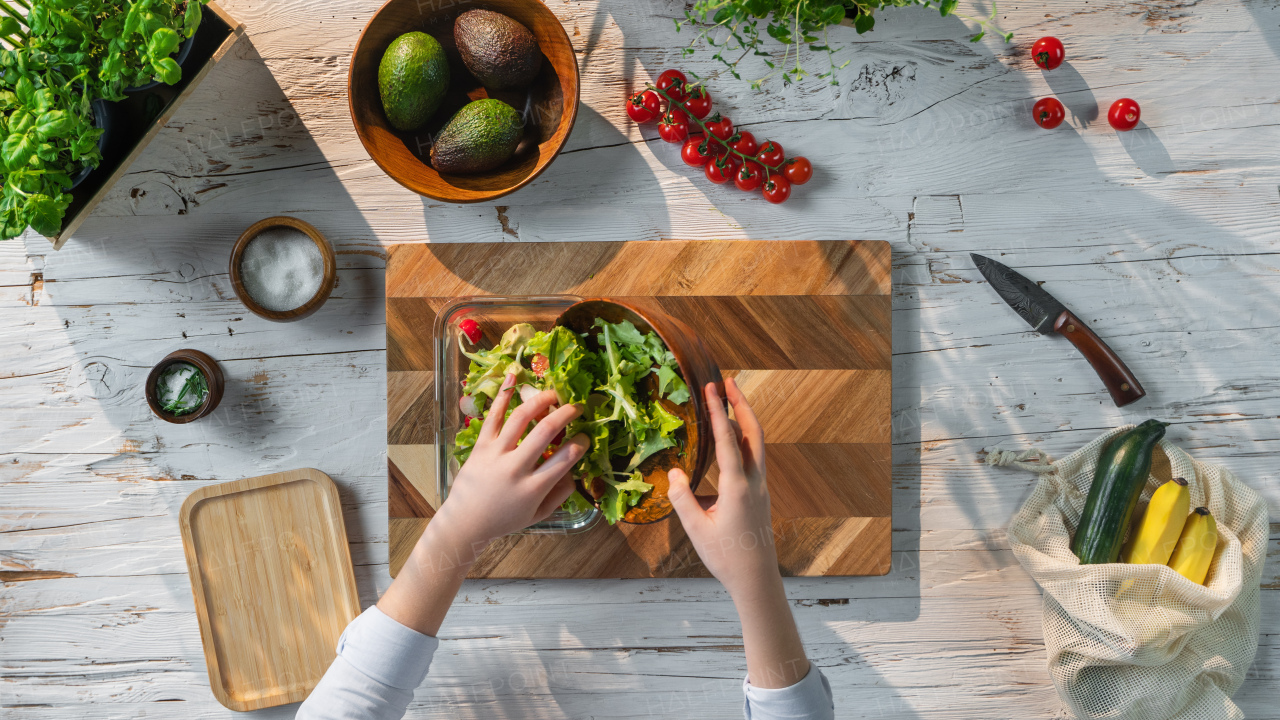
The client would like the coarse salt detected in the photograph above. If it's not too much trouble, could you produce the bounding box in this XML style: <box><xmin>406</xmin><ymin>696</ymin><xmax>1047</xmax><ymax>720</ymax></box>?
<box><xmin>239</xmin><ymin>227</ymin><xmax>325</xmax><ymax>312</ymax></box>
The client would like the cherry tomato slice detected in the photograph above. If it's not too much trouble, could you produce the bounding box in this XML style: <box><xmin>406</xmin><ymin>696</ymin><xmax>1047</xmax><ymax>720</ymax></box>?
<box><xmin>1108</xmin><ymin>98</ymin><xmax>1141</xmax><ymax>131</ymax></box>
<box><xmin>782</xmin><ymin>156</ymin><xmax>812</xmax><ymax>185</ymax></box>
<box><xmin>729</xmin><ymin>130</ymin><xmax>758</xmax><ymax>157</ymax></box>
<box><xmin>658</xmin><ymin>109</ymin><xmax>690</xmax><ymax>143</ymax></box>
<box><xmin>755</xmin><ymin>140</ymin><xmax>785</xmax><ymax>169</ymax></box>
<box><xmin>762</xmin><ymin>175</ymin><xmax>791</xmax><ymax>204</ymax></box>
<box><xmin>705</xmin><ymin>114</ymin><xmax>734</xmax><ymax>143</ymax></box>
<box><xmin>704</xmin><ymin>155</ymin><xmax>741</xmax><ymax>185</ymax></box>
<box><xmin>681</xmin><ymin>135</ymin><xmax>715</xmax><ymax>166</ymax></box>
<box><xmin>1031</xmin><ymin>37</ymin><xmax>1065</xmax><ymax>70</ymax></box>
<box><xmin>1032</xmin><ymin>97</ymin><xmax>1065</xmax><ymax>129</ymax></box>
<box><xmin>531</xmin><ymin>354</ymin><xmax>550</xmax><ymax>378</ymax></box>
<box><xmin>626</xmin><ymin>90</ymin><xmax>662</xmax><ymax>123</ymax></box>
<box><xmin>734</xmin><ymin>161</ymin><xmax>764</xmax><ymax>192</ymax></box>
<box><xmin>459</xmin><ymin>318</ymin><xmax>482</xmax><ymax>344</ymax></box>
<box><xmin>683</xmin><ymin>86</ymin><xmax>712</xmax><ymax>119</ymax></box>
<box><xmin>656</xmin><ymin>69</ymin><xmax>688</xmax><ymax>103</ymax></box>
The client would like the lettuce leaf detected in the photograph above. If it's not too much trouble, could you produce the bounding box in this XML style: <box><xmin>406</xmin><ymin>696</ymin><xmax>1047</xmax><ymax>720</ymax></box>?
<box><xmin>600</xmin><ymin>471</ymin><xmax>654</xmax><ymax>524</ymax></box>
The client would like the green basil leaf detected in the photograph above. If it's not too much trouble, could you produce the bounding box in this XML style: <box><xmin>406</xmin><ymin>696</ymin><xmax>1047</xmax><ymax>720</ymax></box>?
<box><xmin>153</xmin><ymin>57</ymin><xmax>180</xmax><ymax>85</ymax></box>
<box><xmin>149</xmin><ymin>27</ymin><xmax>180</xmax><ymax>58</ymax></box>
<box><xmin>0</xmin><ymin>16</ymin><xmax>20</xmax><ymax>37</ymax></box>
<box><xmin>11</xmin><ymin>110</ymin><xmax>35</xmax><ymax>135</ymax></box>
<box><xmin>35</xmin><ymin>110</ymin><xmax>72</xmax><ymax>139</ymax></box>
<box><xmin>36</xmin><ymin>142</ymin><xmax>57</xmax><ymax>163</ymax></box>
<box><xmin>184</xmin><ymin>0</ymin><xmax>203</xmax><ymax>37</ymax></box>
<box><xmin>33</xmin><ymin>89</ymin><xmax>57</xmax><ymax>111</ymax></box>
<box><xmin>940</xmin><ymin>0</ymin><xmax>959</xmax><ymax>17</ymax></box>
<box><xmin>2</xmin><ymin>131</ymin><xmax>35</xmax><ymax>168</ymax></box>
<box><xmin>15</xmin><ymin>77</ymin><xmax>35</xmax><ymax>107</ymax></box>
<box><xmin>854</xmin><ymin>13</ymin><xmax>875</xmax><ymax>33</ymax></box>
<box><xmin>123</xmin><ymin>5</ymin><xmax>143</xmax><ymax>36</ymax></box>
<box><xmin>24</xmin><ymin>193</ymin><xmax>63</xmax><ymax>237</ymax></box>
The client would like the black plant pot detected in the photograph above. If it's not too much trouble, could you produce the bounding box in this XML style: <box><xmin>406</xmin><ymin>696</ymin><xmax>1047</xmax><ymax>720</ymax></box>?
<box><xmin>123</xmin><ymin>32</ymin><xmax>197</xmax><ymax>93</ymax></box>
<box><xmin>69</xmin><ymin>99</ymin><xmax>117</xmax><ymax>189</ymax></box>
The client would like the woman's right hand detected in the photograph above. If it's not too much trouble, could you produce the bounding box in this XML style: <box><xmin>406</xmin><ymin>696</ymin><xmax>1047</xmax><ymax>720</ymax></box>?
<box><xmin>668</xmin><ymin>377</ymin><xmax>779</xmax><ymax>600</ymax></box>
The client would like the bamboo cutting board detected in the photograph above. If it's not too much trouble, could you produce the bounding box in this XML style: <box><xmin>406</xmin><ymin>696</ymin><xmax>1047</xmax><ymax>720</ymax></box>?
<box><xmin>179</xmin><ymin>469</ymin><xmax>360</xmax><ymax>711</ymax></box>
<box><xmin>387</xmin><ymin>241</ymin><xmax>892</xmax><ymax>578</ymax></box>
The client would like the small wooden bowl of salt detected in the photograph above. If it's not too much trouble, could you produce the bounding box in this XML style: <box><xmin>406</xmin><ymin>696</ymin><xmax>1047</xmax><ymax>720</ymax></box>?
<box><xmin>230</xmin><ymin>216</ymin><xmax>337</xmax><ymax>322</ymax></box>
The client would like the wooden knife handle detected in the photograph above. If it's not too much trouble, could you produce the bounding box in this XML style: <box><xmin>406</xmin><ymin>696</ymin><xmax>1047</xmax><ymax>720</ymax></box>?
<box><xmin>1053</xmin><ymin>310</ymin><xmax>1146</xmax><ymax>407</ymax></box>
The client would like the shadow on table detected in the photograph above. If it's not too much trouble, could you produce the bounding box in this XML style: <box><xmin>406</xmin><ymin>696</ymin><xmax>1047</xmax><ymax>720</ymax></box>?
<box><xmin>45</xmin><ymin>33</ymin><xmax>387</xmax><ymax>616</ymax></box>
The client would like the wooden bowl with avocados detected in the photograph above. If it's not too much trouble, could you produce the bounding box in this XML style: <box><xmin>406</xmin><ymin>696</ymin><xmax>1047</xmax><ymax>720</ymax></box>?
<box><xmin>349</xmin><ymin>0</ymin><xmax>579</xmax><ymax>203</ymax></box>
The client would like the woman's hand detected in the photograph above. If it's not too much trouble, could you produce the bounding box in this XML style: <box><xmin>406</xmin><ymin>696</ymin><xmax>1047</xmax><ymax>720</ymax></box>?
<box><xmin>667</xmin><ymin>377</ymin><xmax>777</xmax><ymax>600</ymax></box>
<box><xmin>433</xmin><ymin>373</ymin><xmax>588</xmax><ymax>554</ymax></box>
<box><xmin>379</xmin><ymin>373</ymin><xmax>587</xmax><ymax>637</ymax></box>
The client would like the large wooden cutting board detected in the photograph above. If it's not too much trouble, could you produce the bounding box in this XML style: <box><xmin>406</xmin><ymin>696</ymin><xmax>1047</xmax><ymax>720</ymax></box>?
<box><xmin>387</xmin><ymin>241</ymin><xmax>892</xmax><ymax>578</ymax></box>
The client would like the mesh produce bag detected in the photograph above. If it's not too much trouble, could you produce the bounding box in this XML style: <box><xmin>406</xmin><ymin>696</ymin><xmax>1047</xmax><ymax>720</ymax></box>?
<box><xmin>990</xmin><ymin>427</ymin><xmax>1268</xmax><ymax>720</ymax></box>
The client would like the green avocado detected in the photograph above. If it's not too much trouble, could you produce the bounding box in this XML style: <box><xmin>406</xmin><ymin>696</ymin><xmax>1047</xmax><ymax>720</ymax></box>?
<box><xmin>453</xmin><ymin>9</ymin><xmax>543</xmax><ymax>90</ymax></box>
<box><xmin>378</xmin><ymin>32</ymin><xmax>449</xmax><ymax>131</ymax></box>
<box><xmin>430</xmin><ymin>99</ymin><xmax>523</xmax><ymax>175</ymax></box>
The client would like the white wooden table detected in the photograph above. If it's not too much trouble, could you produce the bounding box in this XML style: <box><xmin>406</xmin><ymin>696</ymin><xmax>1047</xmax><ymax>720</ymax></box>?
<box><xmin>4</xmin><ymin>0</ymin><xmax>1278</xmax><ymax>717</ymax></box>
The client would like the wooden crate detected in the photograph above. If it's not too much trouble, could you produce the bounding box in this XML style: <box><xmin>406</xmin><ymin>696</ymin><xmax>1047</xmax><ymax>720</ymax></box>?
<box><xmin>46</xmin><ymin>3</ymin><xmax>245</xmax><ymax>250</ymax></box>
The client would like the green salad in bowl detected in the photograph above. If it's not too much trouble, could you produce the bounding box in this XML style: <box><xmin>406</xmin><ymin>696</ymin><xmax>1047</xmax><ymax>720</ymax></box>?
<box><xmin>451</xmin><ymin>318</ymin><xmax>691</xmax><ymax>524</ymax></box>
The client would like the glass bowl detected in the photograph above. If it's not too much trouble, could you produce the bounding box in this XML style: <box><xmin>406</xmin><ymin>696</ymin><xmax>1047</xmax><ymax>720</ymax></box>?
<box><xmin>434</xmin><ymin>295</ymin><xmax>599</xmax><ymax>533</ymax></box>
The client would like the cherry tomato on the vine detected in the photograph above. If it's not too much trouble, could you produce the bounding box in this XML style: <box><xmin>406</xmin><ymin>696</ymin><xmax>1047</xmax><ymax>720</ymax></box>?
<box><xmin>705</xmin><ymin>114</ymin><xmax>734</xmax><ymax>143</ymax></box>
<box><xmin>734</xmin><ymin>161</ymin><xmax>764</xmax><ymax>192</ymax></box>
<box><xmin>782</xmin><ymin>156</ymin><xmax>812</xmax><ymax>185</ymax></box>
<box><xmin>626</xmin><ymin>90</ymin><xmax>661</xmax><ymax>123</ymax></box>
<box><xmin>683</xmin><ymin>86</ymin><xmax>712</xmax><ymax>119</ymax></box>
<box><xmin>1032</xmin><ymin>97</ymin><xmax>1065</xmax><ymax>129</ymax></box>
<box><xmin>704</xmin><ymin>155</ymin><xmax>740</xmax><ymax>185</ymax></box>
<box><xmin>656</xmin><ymin>69</ymin><xmax>688</xmax><ymax>103</ymax></box>
<box><xmin>729</xmin><ymin>130</ymin><xmax>758</xmax><ymax>157</ymax></box>
<box><xmin>681</xmin><ymin>135</ymin><xmax>715</xmax><ymax>166</ymax></box>
<box><xmin>658</xmin><ymin>109</ymin><xmax>690</xmax><ymax>143</ymax></box>
<box><xmin>1108</xmin><ymin>98</ymin><xmax>1141</xmax><ymax>131</ymax></box>
<box><xmin>755</xmin><ymin>140</ymin><xmax>784</xmax><ymax>169</ymax></box>
<box><xmin>762</xmin><ymin>175</ymin><xmax>791</xmax><ymax>204</ymax></box>
<box><xmin>1031</xmin><ymin>37</ymin><xmax>1065</xmax><ymax>70</ymax></box>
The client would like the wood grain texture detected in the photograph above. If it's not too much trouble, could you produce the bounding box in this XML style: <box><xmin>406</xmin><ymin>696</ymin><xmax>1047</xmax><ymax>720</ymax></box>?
<box><xmin>178</xmin><ymin>468</ymin><xmax>360</xmax><ymax>711</ymax></box>
<box><xmin>386</xmin><ymin>240</ymin><xmax>892</xmax><ymax>577</ymax></box>
<box><xmin>8</xmin><ymin>0</ymin><xmax>1280</xmax><ymax>717</ymax></box>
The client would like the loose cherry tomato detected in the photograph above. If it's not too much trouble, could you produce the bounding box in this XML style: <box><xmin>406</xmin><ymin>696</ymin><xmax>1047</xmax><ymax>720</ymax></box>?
<box><xmin>459</xmin><ymin>318</ymin><xmax>482</xmax><ymax>344</ymax></box>
<box><xmin>626</xmin><ymin>90</ymin><xmax>661</xmax><ymax>123</ymax></box>
<box><xmin>755</xmin><ymin>140</ymin><xmax>784</xmax><ymax>169</ymax></box>
<box><xmin>729</xmin><ymin>130</ymin><xmax>758</xmax><ymax>157</ymax></box>
<box><xmin>658</xmin><ymin>109</ymin><xmax>690</xmax><ymax>143</ymax></box>
<box><xmin>705</xmin><ymin>114</ymin><xmax>734</xmax><ymax>143</ymax></box>
<box><xmin>1108</xmin><ymin>98</ymin><xmax>1141</xmax><ymax>131</ymax></box>
<box><xmin>1032</xmin><ymin>37</ymin><xmax>1065</xmax><ymax>70</ymax></box>
<box><xmin>782</xmin><ymin>156</ymin><xmax>812</xmax><ymax>185</ymax></box>
<box><xmin>681</xmin><ymin>135</ymin><xmax>715</xmax><ymax>166</ymax></box>
<box><xmin>1032</xmin><ymin>97</ymin><xmax>1065</xmax><ymax>129</ymax></box>
<box><xmin>762</xmin><ymin>175</ymin><xmax>791</xmax><ymax>204</ymax></box>
<box><xmin>656</xmin><ymin>69</ymin><xmax>688</xmax><ymax>103</ymax></box>
<box><xmin>683</xmin><ymin>86</ymin><xmax>712</xmax><ymax>119</ymax></box>
<box><xmin>734</xmin><ymin>161</ymin><xmax>763</xmax><ymax>192</ymax></box>
<box><xmin>704</xmin><ymin>155</ymin><xmax>740</xmax><ymax>185</ymax></box>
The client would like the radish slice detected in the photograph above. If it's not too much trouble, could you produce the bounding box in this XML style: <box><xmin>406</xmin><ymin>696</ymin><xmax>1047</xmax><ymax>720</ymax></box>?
<box><xmin>459</xmin><ymin>395</ymin><xmax>482</xmax><ymax>417</ymax></box>
<box><xmin>519</xmin><ymin>384</ymin><xmax>541</xmax><ymax>405</ymax></box>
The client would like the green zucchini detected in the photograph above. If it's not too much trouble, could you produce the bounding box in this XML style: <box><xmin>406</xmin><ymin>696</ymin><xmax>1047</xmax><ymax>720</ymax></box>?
<box><xmin>1071</xmin><ymin>419</ymin><xmax>1170</xmax><ymax>564</ymax></box>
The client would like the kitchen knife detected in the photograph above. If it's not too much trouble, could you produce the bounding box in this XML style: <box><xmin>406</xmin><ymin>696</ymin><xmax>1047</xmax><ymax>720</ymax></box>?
<box><xmin>971</xmin><ymin>253</ymin><xmax>1145</xmax><ymax>407</ymax></box>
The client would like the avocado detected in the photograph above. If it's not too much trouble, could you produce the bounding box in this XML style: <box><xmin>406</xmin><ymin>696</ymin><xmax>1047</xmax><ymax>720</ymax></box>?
<box><xmin>429</xmin><ymin>99</ymin><xmax>523</xmax><ymax>175</ymax></box>
<box><xmin>453</xmin><ymin>9</ymin><xmax>542</xmax><ymax>90</ymax></box>
<box><xmin>378</xmin><ymin>32</ymin><xmax>449</xmax><ymax>131</ymax></box>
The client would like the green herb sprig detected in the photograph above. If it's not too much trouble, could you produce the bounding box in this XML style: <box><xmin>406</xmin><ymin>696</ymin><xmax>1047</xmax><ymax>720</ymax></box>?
<box><xmin>158</xmin><ymin>363</ymin><xmax>208</xmax><ymax>415</ymax></box>
<box><xmin>677</xmin><ymin>0</ymin><xmax>1011</xmax><ymax>89</ymax></box>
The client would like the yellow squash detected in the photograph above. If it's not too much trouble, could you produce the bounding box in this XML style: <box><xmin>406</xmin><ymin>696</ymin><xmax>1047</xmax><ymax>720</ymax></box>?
<box><xmin>1167</xmin><ymin>507</ymin><xmax>1218</xmax><ymax>585</ymax></box>
<box><xmin>1122</xmin><ymin>477</ymin><xmax>1190</xmax><ymax>566</ymax></box>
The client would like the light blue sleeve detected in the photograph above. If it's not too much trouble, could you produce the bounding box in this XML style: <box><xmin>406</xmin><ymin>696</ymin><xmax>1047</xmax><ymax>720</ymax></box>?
<box><xmin>743</xmin><ymin>665</ymin><xmax>835</xmax><ymax>720</ymax></box>
<box><xmin>296</xmin><ymin>605</ymin><xmax>438</xmax><ymax>720</ymax></box>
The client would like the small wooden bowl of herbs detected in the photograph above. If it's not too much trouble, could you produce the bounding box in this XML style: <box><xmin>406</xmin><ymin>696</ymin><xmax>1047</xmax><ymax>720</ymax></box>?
<box><xmin>145</xmin><ymin>349</ymin><xmax>225</xmax><ymax>424</ymax></box>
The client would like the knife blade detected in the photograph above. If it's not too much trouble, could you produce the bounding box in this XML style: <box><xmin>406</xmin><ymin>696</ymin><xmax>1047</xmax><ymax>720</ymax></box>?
<box><xmin>972</xmin><ymin>253</ymin><xmax>1146</xmax><ymax>407</ymax></box>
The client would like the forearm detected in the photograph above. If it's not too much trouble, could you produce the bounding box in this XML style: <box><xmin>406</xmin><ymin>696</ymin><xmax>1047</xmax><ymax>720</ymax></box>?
<box><xmin>377</xmin><ymin>513</ymin><xmax>484</xmax><ymax>637</ymax></box>
<box><xmin>731</xmin><ymin>571</ymin><xmax>810</xmax><ymax>689</ymax></box>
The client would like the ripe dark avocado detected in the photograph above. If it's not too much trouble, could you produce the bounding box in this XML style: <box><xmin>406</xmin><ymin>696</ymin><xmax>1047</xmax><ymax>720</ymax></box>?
<box><xmin>453</xmin><ymin>9</ymin><xmax>543</xmax><ymax>90</ymax></box>
<box><xmin>430</xmin><ymin>99</ymin><xmax>523</xmax><ymax>175</ymax></box>
<box><xmin>378</xmin><ymin>32</ymin><xmax>449</xmax><ymax>131</ymax></box>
